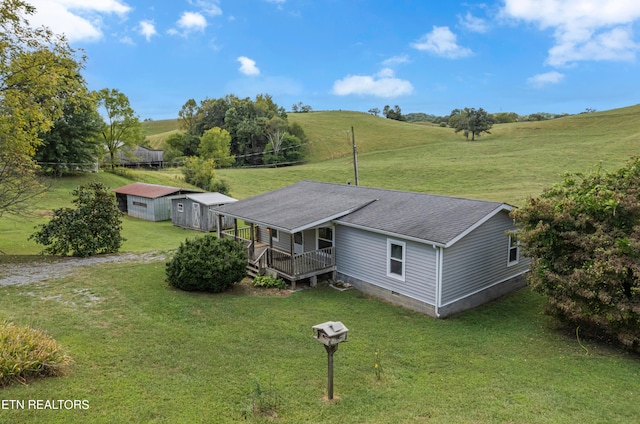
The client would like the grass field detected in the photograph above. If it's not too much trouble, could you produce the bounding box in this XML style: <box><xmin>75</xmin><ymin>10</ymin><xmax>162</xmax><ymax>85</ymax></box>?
<box><xmin>2</xmin><ymin>106</ymin><xmax>640</xmax><ymax>422</ymax></box>
<box><xmin>1</xmin><ymin>260</ymin><xmax>639</xmax><ymax>423</ymax></box>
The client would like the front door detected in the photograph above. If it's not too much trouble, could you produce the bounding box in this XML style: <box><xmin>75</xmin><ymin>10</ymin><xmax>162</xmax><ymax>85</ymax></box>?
<box><xmin>294</xmin><ymin>232</ymin><xmax>304</xmax><ymax>254</ymax></box>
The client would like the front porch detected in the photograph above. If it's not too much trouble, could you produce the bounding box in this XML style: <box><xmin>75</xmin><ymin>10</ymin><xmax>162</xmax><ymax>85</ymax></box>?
<box><xmin>220</xmin><ymin>225</ymin><xmax>336</xmax><ymax>290</ymax></box>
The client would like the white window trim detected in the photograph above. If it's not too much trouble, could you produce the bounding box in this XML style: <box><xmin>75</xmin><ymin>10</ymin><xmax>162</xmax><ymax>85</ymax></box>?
<box><xmin>316</xmin><ymin>227</ymin><xmax>334</xmax><ymax>249</ymax></box>
<box><xmin>507</xmin><ymin>235</ymin><xmax>520</xmax><ymax>267</ymax></box>
<box><xmin>387</xmin><ymin>239</ymin><xmax>406</xmax><ymax>281</ymax></box>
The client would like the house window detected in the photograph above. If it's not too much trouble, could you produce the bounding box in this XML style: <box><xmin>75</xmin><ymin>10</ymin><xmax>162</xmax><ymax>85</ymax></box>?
<box><xmin>387</xmin><ymin>239</ymin><xmax>406</xmax><ymax>281</ymax></box>
<box><xmin>177</xmin><ymin>203</ymin><xmax>184</xmax><ymax>213</ymax></box>
<box><xmin>318</xmin><ymin>227</ymin><xmax>333</xmax><ymax>249</ymax></box>
<box><xmin>268</xmin><ymin>228</ymin><xmax>279</xmax><ymax>242</ymax></box>
<box><xmin>132</xmin><ymin>201</ymin><xmax>147</xmax><ymax>208</ymax></box>
<box><xmin>508</xmin><ymin>235</ymin><xmax>520</xmax><ymax>266</ymax></box>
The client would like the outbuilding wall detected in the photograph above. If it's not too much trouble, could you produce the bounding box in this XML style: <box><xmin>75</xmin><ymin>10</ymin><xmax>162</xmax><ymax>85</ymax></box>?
<box><xmin>125</xmin><ymin>195</ymin><xmax>172</xmax><ymax>221</ymax></box>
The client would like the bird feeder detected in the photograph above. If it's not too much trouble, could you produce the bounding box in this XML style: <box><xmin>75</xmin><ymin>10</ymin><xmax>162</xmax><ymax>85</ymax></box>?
<box><xmin>312</xmin><ymin>321</ymin><xmax>349</xmax><ymax>399</ymax></box>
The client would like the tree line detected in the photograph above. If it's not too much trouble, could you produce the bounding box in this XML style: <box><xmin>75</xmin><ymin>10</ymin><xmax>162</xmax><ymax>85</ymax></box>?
<box><xmin>0</xmin><ymin>0</ymin><xmax>145</xmax><ymax>218</ymax></box>
<box><xmin>168</xmin><ymin>95</ymin><xmax>307</xmax><ymax>168</ymax></box>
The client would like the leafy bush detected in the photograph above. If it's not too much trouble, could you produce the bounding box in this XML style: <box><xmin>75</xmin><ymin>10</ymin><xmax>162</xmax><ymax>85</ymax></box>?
<box><xmin>512</xmin><ymin>158</ymin><xmax>640</xmax><ymax>352</ymax></box>
<box><xmin>29</xmin><ymin>182</ymin><xmax>125</xmax><ymax>257</ymax></box>
<box><xmin>166</xmin><ymin>235</ymin><xmax>246</xmax><ymax>292</ymax></box>
<box><xmin>0</xmin><ymin>321</ymin><xmax>72</xmax><ymax>387</ymax></box>
<box><xmin>181</xmin><ymin>157</ymin><xmax>230</xmax><ymax>194</ymax></box>
<box><xmin>252</xmin><ymin>275</ymin><xmax>288</xmax><ymax>290</ymax></box>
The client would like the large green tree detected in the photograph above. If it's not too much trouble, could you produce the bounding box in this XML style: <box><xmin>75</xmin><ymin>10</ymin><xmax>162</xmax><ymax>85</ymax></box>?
<box><xmin>198</xmin><ymin>127</ymin><xmax>234</xmax><ymax>167</ymax></box>
<box><xmin>0</xmin><ymin>0</ymin><xmax>87</xmax><ymax>217</ymax></box>
<box><xmin>96</xmin><ymin>88</ymin><xmax>143</xmax><ymax>169</ymax></box>
<box><xmin>449</xmin><ymin>107</ymin><xmax>494</xmax><ymax>141</ymax></box>
<box><xmin>30</xmin><ymin>182</ymin><xmax>125</xmax><ymax>257</ymax></box>
<box><xmin>35</xmin><ymin>87</ymin><xmax>102</xmax><ymax>176</ymax></box>
<box><xmin>511</xmin><ymin>158</ymin><xmax>640</xmax><ymax>352</ymax></box>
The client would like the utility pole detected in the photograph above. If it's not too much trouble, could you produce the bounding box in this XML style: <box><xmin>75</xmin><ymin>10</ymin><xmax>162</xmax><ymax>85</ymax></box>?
<box><xmin>351</xmin><ymin>126</ymin><xmax>359</xmax><ymax>186</ymax></box>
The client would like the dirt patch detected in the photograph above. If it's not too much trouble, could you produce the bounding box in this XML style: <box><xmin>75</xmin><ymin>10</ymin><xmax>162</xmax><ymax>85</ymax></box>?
<box><xmin>0</xmin><ymin>251</ymin><xmax>167</xmax><ymax>287</ymax></box>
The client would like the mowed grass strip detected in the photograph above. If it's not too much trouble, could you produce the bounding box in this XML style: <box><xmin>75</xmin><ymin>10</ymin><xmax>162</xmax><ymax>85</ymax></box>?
<box><xmin>0</xmin><ymin>261</ymin><xmax>638</xmax><ymax>423</ymax></box>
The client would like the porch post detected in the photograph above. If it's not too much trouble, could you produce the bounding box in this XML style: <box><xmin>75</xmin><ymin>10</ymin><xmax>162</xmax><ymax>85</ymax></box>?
<box><xmin>217</xmin><ymin>214</ymin><xmax>223</xmax><ymax>238</ymax></box>
<box><xmin>250</xmin><ymin>223</ymin><xmax>255</xmax><ymax>259</ymax></box>
<box><xmin>290</xmin><ymin>234</ymin><xmax>296</xmax><ymax>290</ymax></box>
<box><xmin>268</xmin><ymin>228</ymin><xmax>273</xmax><ymax>266</ymax></box>
<box><xmin>233</xmin><ymin>218</ymin><xmax>238</xmax><ymax>242</ymax></box>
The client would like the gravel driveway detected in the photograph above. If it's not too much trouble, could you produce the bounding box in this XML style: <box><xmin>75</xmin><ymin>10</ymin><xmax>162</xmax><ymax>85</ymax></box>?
<box><xmin>0</xmin><ymin>252</ymin><xmax>167</xmax><ymax>286</ymax></box>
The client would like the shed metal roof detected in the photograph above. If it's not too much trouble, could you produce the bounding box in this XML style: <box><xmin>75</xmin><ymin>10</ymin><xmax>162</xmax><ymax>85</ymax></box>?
<box><xmin>214</xmin><ymin>181</ymin><xmax>513</xmax><ymax>246</ymax></box>
<box><xmin>184</xmin><ymin>192</ymin><xmax>237</xmax><ymax>206</ymax></box>
<box><xmin>113</xmin><ymin>182</ymin><xmax>198</xmax><ymax>199</ymax></box>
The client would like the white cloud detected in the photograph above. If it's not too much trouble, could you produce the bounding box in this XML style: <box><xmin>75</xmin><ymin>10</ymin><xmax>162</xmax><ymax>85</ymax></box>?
<box><xmin>459</xmin><ymin>12</ymin><xmax>489</xmax><ymax>33</ymax></box>
<box><xmin>237</xmin><ymin>56</ymin><xmax>260</xmax><ymax>76</ymax></box>
<box><xmin>139</xmin><ymin>20</ymin><xmax>157</xmax><ymax>42</ymax></box>
<box><xmin>500</xmin><ymin>0</ymin><xmax>640</xmax><ymax>66</ymax></box>
<box><xmin>527</xmin><ymin>71</ymin><xmax>565</xmax><ymax>87</ymax></box>
<box><xmin>411</xmin><ymin>26</ymin><xmax>472</xmax><ymax>58</ymax></box>
<box><xmin>119</xmin><ymin>36</ymin><xmax>134</xmax><ymax>46</ymax></box>
<box><xmin>382</xmin><ymin>55</ymin><xmax>411</xmax><ymax>66</ymax></box>
<box><xmin>177</xmin><ymin>12</ymin><xmax>208</xmax><ymax>32</ymax></box>
<box><xmin>28</xmin><ymin>0</ymin><xmax>131</xmax><ymax>42</ymax></box>
<box><xmin>332</xmin><ymin>68</ymin><xmax>414</xmax><ymax>98</ymax></box>
<box><xmin>189</xmin><ymin>0</ymin><xmax>223</xmax><ymax>16</ymax></box>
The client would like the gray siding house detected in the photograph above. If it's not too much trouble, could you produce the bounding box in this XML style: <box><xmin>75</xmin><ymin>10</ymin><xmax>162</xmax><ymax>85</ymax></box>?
<box><xmin>214</xmin><ymin>181</ymin><xmax>530</xmax><ymax>318</ymax></box>
<box><xmin>171</xmin><ymin>192</ymin><xmax>237</xmax><ymax>232</ymax></box>
<box><xmin>113</xmin><ymin>183</ymin><xmax>200</xmax><ymax>222</ymax></box>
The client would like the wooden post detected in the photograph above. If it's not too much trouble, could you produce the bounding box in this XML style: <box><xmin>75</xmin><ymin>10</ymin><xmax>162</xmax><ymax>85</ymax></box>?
<box><xmin>217</xmin><ymin>214</ymin><xmax>223</xmax><ymax>238</ymax></box>
<box><xmin>325</xmin><ymin>344</ymin><xmax>338</xmax><ymax>399</ymax></box>
<box><xmin>351</xmin><ymin>126</ymin><xmax>359</xmax><ymax>186</ymax></box>
<box><xmin>290</xmin><ymin>233</ymin><xmax>295</xmax><ymax>277</ymax></box>
<box><xmin>250</xmin><ymin>223</ymin><xmax>255</xmax><ymax>259</ymax></box>
<box><xmin>233</xmin><ymin>219</ymin><xmax>238</xmax><ymax>241</ymax></box>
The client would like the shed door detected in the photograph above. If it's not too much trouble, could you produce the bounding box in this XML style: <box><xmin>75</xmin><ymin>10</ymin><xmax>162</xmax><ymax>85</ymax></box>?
<box><xmin>192</xmin><ymin>203</ymin><xmax>200</xmax><ymax>228</ymax></box>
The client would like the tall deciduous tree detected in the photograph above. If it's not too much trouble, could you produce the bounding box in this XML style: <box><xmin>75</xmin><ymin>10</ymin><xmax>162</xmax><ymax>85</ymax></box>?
<box><xmin>178</xmin><ymin>98</ymin><xmax>198</xmax><ymax>134</ymax></box>
<box><xmin>198</xmin><ymin>127</ymin><xmax>234</xmax><ymax>167</ymax></box>
<box><xmin>511</xmin><ymin>158</ymin><xmax>640</xmax><ymax>352</ymax></box>
<box><xmin>35</xmin><ymin>86</ymin><xmax>102</xmax><ymax>176</ymax></box>
<box><xmin>0</xmin><ymin>0</ymin><xmax>87</xmax><ymax>217</ymax></box>
<box><xmin>96</xmin><ymin>88</ymin><xmax>143</xmax><ymax>169</ymax></box>
<box><xmin>450</xmin><ymin>107</ymin><xmax>493</xmax><ymax>141</ymax></box>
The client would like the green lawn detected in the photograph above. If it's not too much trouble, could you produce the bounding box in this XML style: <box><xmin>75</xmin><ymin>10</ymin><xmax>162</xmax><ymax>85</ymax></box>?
<box><xmin>2</xmin><ymin>107</ymin><xmax>640</xmax><ymax>422</ymax></box>
<box><xmin>1</xmin><ymin>260</ymin><xmax>638</xmax><ymax>423</ymax></box>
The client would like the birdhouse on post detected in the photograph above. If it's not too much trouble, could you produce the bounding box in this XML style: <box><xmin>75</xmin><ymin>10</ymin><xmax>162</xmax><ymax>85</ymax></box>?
<box><xmin>312</xmin><ymin>321</ymin><xmax>349</xmax><ymax>400</ymax></box>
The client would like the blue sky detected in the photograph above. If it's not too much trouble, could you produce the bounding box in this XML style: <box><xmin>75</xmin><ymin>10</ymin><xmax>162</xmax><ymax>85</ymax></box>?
<box><xmin>28</xmin><ymin>0</ymin><xmax>640</xmax><ymax>120</ymax></box>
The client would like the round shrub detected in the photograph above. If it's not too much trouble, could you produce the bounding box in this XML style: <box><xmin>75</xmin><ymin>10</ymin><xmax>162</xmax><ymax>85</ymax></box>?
<box><xmin>166</xmin><ymin>235</ymin><xmax>247</xmax><ymax>292</ymax></box>
<box><xmin>0</xmin><ymin>321</ymin><xmax>72</xmax><ymax>387</ymax></box>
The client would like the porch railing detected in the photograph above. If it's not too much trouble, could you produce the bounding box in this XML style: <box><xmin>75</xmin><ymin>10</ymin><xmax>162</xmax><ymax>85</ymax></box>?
<box><xmin>270</xmin><ymin>247</ymin><xmax>334</xmax><ymax>278</ymax></box>
<box><xmin>221</xmin><ymin>226</ymin><xmax>252</xmax><ymax>242</ymax></box>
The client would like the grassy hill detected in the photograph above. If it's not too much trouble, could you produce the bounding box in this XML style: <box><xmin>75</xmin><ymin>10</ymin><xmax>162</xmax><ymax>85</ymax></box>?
<box><xmin>142</xmin><ymin>119</ymin><xmax>180</xmax><ymax>149</ymax></box>
<box><xmin>140</xmin><ymin>105</ymin><xmax>640</xmax><ymax>205</ymax></box>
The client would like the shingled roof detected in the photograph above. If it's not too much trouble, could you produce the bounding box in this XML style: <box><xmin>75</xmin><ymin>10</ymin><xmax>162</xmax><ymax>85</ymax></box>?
<box><xmin>213</xmin><ymin>181</ymin><xmax>513</xmax><ymax>247</ymax></box>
